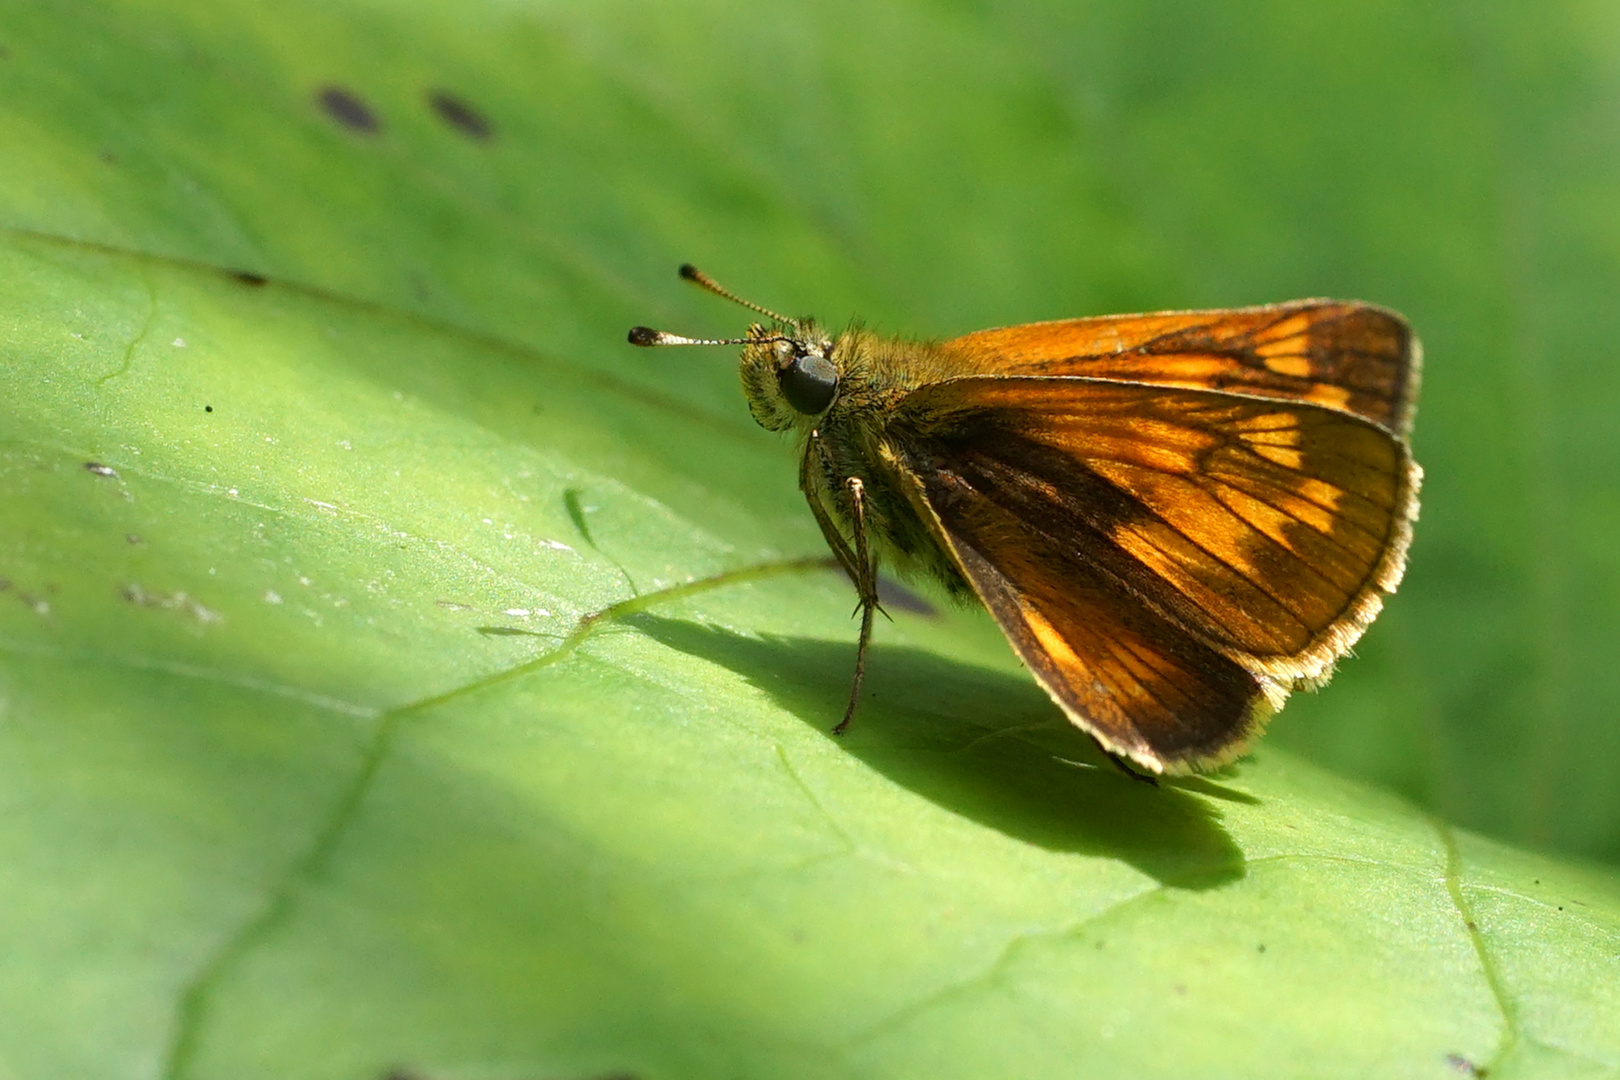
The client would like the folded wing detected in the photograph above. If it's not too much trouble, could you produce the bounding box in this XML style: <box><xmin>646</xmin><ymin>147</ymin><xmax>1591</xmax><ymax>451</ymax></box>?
<box><xmin>887</xmin><ymin>376</ymin><xmax>1418</xmax><ymax>771</ymax></box>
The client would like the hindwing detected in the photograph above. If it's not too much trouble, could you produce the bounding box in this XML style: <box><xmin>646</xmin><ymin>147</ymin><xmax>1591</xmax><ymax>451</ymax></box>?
<box><xmin>884</xmin><ymin>375</ymin><xmax>1419</xmax><ymax>772</ymax></box>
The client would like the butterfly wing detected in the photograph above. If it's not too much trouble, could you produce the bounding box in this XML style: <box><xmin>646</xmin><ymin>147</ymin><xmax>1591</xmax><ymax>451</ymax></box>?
<box><xmin>946</xmin><ymin>513</ymin><xmax>1285</xmax><ymax>771</ymax></box>
<box><xmin>884</xmin><ymin>375</ymin><xmax>1419</xmax><ymax>773</ymax></box>
<box><xmin>944</xmin><ymin>300</ymin><xmax>1419</xmax><ymax>435</ymax></box>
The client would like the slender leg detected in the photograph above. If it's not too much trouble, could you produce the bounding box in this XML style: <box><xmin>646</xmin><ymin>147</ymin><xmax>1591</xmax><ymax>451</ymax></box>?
<box><xmin>800</xmin><ymin>432</ymin><xmax>863</xmax><ymax>588</ymax></box>
<box><xmin>1091</xmin><ymin>736</ymin><xmax>1160</xmax><ymax>786</ymax></box>
<box><xmin>833</xmin><ymin>476</ymin><xmax>879</xmax><ymax>736</ymax></box>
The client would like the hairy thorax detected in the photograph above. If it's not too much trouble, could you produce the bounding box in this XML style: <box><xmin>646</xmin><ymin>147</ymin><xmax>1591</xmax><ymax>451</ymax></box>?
<box><xmin>742</xmin><ymin>324</ymin><xmax>979</xmax><ymax>597</ymax></box>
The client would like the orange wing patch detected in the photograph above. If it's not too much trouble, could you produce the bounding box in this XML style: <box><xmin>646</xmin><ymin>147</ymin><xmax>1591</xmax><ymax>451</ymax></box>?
<box><xmin>944</xmin><ymin>300</ymin><xmax>1419</xmax><ymax>435</ymax></box>
<box><xmin>913</xmin><ymin>473</ymin><xmax>1286</xmax><ymax>773</ymax></box>
<box><xmin>889</xmin><ymin>375</ymin><xmax>1418</xmax><ymax>702</ymax></box>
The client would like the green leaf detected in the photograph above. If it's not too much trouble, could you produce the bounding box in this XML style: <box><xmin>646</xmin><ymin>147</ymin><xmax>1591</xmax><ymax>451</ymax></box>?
<box><xmin>3</xmin><ymin>2</ymin><xmax>1619</xmax><ymax>1079</ymax></box>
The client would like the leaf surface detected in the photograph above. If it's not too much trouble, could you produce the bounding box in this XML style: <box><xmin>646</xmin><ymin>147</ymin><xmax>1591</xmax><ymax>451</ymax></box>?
<box><xmin>2</xmin><ymin>2</ymin><xmax>1619</xmax><ymax>1078</ymax></box>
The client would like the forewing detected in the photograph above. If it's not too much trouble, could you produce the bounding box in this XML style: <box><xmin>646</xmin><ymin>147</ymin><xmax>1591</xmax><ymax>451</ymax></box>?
<box><xmin>890</xmin><ymin>376</ymin><xmax>1419</xmax><ymax>684</ymax></box>
<box><xmin>943</xmin><ymin>301</ymin><xmax>1419</xmax><ymax>435</ymax></box>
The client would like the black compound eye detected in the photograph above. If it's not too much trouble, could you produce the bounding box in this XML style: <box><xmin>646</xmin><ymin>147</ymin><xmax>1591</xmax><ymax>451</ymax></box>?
<box><xmin>780</xmin><ymin>352</ymin><xmax>838</xmax><ymax>414</ymax></box>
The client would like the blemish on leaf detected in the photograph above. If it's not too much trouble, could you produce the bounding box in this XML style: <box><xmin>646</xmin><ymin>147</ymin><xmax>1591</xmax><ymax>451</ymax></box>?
<box><xmin>1446</xmin><ymin>1052</ymin><xmax>1486</xmax><ymax>1077</ymax></box>
<box><xmin>204</xmin><ymin>405</ymin><xmax>213</xmax><ymax>413</ymax></box>
<box><xmin>229</xmin><ymin>269</ymin><xmax>269</xmax><ymax>286</ymax></box>
<box><xmin>476</xmin><ymin>625</ymin><xmax>550</xmax><ymax>638</ymax></box>
<box><xmin>0</xmin><ymin>579</ymin><xmax>51</xmax><ymax>618</ymax></box>
<box><xmin>122</xmin><ymin>583</ymin><xmax>223</xmax><ymax>625</ymax></box>
<box><xmin>84</xmin><ymin>461</ymin><xmax>119</xmax><ymax>478</ymax></box>
<box><xmin>427</xmin><ymin>89</ymin><xmax>493</xmax><ymax>140</ymax></box>
<box><xmin>317</xmin><ymin>85</ymin><xmax>381</xmax><ymax>133</ymax></box>
<box><xmin>126</xmin><ymin>534</ymin><xmax>143</xmax><ymax>545</ymax></box>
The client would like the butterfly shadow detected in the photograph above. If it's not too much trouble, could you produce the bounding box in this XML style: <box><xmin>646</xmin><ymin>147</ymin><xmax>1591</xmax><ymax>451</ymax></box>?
<box><xmin>627</xmin><ymin>613</ymin><xmax>1250</xmax><ymax>889</ymax></box>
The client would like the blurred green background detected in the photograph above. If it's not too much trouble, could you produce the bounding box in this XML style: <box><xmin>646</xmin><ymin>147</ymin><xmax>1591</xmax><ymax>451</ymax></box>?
<box><xmin>3</xmin><ymin>0</ymin><xmax>1619</xmax><ymax>1077</ymax></box>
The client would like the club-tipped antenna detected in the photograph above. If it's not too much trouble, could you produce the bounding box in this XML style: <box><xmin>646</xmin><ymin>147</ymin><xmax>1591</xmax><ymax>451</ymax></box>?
<box><xmin>628</xmin><ymin>326</ymin><xmax>790</xmax><ymax>349</ymax></box>
<box><xmin>678</xmin><ymin>263</ymin><xmax>797</xmax><ymax>326</ymax></box>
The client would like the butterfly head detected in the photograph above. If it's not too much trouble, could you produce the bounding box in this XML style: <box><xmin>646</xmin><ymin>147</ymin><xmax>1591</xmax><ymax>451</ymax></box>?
<box><xmin>628</xmin><ymin>264</ymin><xmax>839</xmax><ymax>433</ymax></box>
<box><xmin>737</xmin><ymin>320</ymin><xmax>838</xmax><ymax>431</ymax></box>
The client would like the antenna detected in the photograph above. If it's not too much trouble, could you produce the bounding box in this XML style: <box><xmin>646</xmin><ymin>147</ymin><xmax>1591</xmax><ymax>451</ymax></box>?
<box><xmin>677</xmin><ymin>264</ymin><xmax>797</xmax><ymax>326</ymax></box>
<box><xmin>628</xmin><ymin>264</ymin><xmax>801</xmax><ymax>348</ymax></box>
<box><xmin>628</xmin><ymin>326</ymin><xmax>787</xmax><ymax>348</ymax></box>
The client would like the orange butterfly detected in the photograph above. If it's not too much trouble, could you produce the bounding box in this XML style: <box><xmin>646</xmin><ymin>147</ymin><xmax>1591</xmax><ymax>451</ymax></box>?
<box><xmin>631</xmin><ymin>265</ymin><xmax>1420</xmax><ymax>775</ymax></box>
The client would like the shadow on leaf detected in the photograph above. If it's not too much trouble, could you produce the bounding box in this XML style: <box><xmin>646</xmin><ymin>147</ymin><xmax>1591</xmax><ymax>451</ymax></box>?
<box><xmin>628</xmin><ymin>614</ymin><xmax>1249</xmax><ymax>888</ymax></box>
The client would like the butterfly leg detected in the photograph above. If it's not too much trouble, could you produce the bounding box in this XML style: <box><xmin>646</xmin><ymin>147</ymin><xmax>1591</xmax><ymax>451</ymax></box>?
<box><xmin>1091</xmin><ymin>738</ymin><xmax>1160</xmax><ymax>786</ymax></box>
<box><xmin>832</xmin><ymin>475</ymin><xmax>879</xmax><ymax>736</ymax></box>
<box><xmin>801</xmin><ymin>432</ymin><xmax>863</xmax><ymax>585</ymax></box>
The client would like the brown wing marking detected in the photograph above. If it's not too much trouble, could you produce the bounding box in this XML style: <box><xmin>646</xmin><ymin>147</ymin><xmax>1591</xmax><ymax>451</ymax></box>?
<box><xmin>943</xmin><ymin>300</ymin><xmax>1420</xmax><ymax>435</ymax></box>
<box><xmin>898</xmin><ymin>460</ymin><xmax>1286</xmax><ymax>773</ymax></box>
<box><xmin>889</xmin><ymin>376</ymin><xmax>1419</xmax><ymax>685</ymax></box>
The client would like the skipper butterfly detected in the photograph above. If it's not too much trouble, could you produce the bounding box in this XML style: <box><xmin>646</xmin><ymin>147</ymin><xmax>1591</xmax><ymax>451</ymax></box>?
<box><xmin>631</xmin><ymin>265</ymin><xmax>1419</xmax><ymax>775</ymax></box>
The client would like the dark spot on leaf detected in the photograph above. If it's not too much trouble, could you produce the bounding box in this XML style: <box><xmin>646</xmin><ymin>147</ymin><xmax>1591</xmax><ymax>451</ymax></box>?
<box><xmin>126</xmin><ymin>534</ymin><xmax>143</xmax><ymax>545</ymax></box>
<box><xmin>229</xmin><ymin>269</ymin><xmax>269</xmax><ymax>286</ymax></box>
<box><xmin>318</xmin><ymin>85</ymin><xmax>380</xmax><ymax>133</ymax></box>
<box><xmin>1446</xmin><ymin>1053</ymin><xmax>1486</xmax><ymax>1077</ymax></box>
<box><xmin>0</xmin><ymin>578</ymin><xmax>50</xmax><ymax>617</ymax></box>
<box><xmin>428</xmin><ymin>89</ymin><xmax>494</xmax><ymax>140</ymax></box>
<box><xmin>1257</xmin><ymin>943</ymin><xmax>1266</xmax><ymax>953</ymax></box>
<box><xmin>84</xmin><ymin>461</ymin><xmax>118</xmax><ymax>478</ymax></box>
<box><xmin>475</xmin><ymin>625</ymin><xmax>551</xmax><ymax>638</ymax></box>
<box><xmin>1466</xmin><ymin>920</ymin><xmax>1478</xmax><ymax>930</ymax></box>
<box><xmin>99</xmin><ymin>149</ymin><xmax>117</xmax><ymax>165</ymax></box>
<box><xmin>204</xmin><ymin>405</ymin><xmax>213</xmax><ymax>413</ymax></box>
<box><xmin>405</xmin><ymin>269</ymin><xmax>432</xmax><ymax>302</ymax></box>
